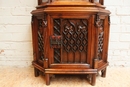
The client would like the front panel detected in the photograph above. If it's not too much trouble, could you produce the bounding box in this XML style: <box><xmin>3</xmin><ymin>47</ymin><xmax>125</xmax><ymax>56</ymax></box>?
<box><xmin>50</xmin><ymin>16</ymin><xmax>92</xmax><ymax>65</ymax></box>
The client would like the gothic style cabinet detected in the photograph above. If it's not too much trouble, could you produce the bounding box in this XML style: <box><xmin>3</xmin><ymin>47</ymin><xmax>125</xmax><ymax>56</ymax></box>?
<box><xmin>31</xmin><ymin>0</ymin><xmax>110</xmax><ymax>86</ymax></box>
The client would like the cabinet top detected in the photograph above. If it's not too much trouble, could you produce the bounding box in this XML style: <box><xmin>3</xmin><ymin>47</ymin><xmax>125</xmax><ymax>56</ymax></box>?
<box><xmin>37</xmin><ymin>0</ymin><xmax>105</xmax><ymax>8</ymax></box>
<box><xmin>31</xmin><ymin>0</ymin><xmax>110</xmax><ymax>15</ymax></box>
<box><xmin>38</xmin><ymin>0</ymin><xmax>104</xmax><ymax>5</ymax></box>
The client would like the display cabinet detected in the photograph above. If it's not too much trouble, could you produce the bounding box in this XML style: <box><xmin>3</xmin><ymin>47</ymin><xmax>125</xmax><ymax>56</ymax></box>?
<box><xmin>31</xmin><ymin>0</ymin><xmax>110</xmax><ymax>86</ymax></box>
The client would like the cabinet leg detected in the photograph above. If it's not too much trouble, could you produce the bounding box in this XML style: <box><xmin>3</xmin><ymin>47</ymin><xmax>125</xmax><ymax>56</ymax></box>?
<box><xmin>101</xmin><ymin>68</ymin><xmax>107</xmax><ymax>77</ymax></box>
<box><xmin>34</xmin><ymin>68</ymin><xmax>39</xmax><ymax>77</ymax></box>
<box><xmin>86</xmin><ymin>74</ymin><xmax>91</xmax><ymax>82</ymax></box>
<box><xmin>46</xmin><ymin>74</ymin><xmax>50</xmax><ymax>85</ymax></box>
<box><xmin>91</xmin><ymin>74</ymin><xmax>96</xmax><ymax>86</ymax></box>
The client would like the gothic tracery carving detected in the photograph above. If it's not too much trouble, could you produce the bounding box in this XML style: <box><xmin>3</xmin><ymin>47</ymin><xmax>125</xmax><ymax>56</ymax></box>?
<box><xmin>95</xmin><ymin>15</ymin><xmax>104</xmax><ymax>60</ymax></box>
<box><xmin>38</xmin><ymin>19</ymin><xmax>45</xmax><ymax>60</ymax></box>
<box><xmin>53</xmin><ymin>19</ymin><xmax>88</xmax><ymax>63</ymax></box>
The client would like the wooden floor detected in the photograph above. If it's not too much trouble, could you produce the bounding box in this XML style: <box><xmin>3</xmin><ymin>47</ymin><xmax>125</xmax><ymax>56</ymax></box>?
<box><xmin>0</xmin><ymin>66</ymin><xmax>130</xmax><ymax>87</ymax></box>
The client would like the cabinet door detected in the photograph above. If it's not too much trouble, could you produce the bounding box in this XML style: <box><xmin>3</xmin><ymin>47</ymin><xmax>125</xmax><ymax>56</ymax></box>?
<box><xmin>49</xmin><ymin>17</ymin><xmax>92</xmax><ymax>65</ymax></box>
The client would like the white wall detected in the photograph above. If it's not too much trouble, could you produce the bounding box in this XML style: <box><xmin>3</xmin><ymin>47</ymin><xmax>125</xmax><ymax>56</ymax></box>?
<box><xmin>0</xmin><ymin>0</ymin><xmax>37</xmax><ymax>67</ymax></box>
<box><xmin>105</xmin><ymin>0</ymin><xmax>130</xmax><ymax>67</ymax></box>
<box><xmin>0</xmin><ymin>0</ymin><xmax>130</xmax><ymax>67</ymax></box>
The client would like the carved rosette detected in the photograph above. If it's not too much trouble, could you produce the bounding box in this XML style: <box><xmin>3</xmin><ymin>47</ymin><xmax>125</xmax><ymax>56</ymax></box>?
<box><xmin>95</xmin><ymin>15</ymin><xmax>104</xmax><ymax>60</ymax></box>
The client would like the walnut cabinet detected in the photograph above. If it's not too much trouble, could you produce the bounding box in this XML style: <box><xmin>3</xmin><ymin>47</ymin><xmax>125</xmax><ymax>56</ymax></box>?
<box><xmin>31</xmin><ymin>0</ymin><xmax>111</xmax><ymax>86</ymax></box>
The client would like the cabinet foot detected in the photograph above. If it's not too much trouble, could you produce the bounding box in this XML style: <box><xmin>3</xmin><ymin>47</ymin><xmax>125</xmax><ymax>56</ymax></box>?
<box><xmin>91</xmin><ymin>74</ymin><xmax>96</xmax><ymax>86</ymax></box>
<box><xmin>46</xmin><ymin>74</ymin><xmax>50</xmax><ymax>85</ymax></box>
<box><xmin>34</xmin><ymin>68</ymin><xmax>39</xmax><ymax>77</ymax></box>
<box><xmin>101</xmin><ymin>68</ymin><xmax>107</xmax><ymax>77</ymax></box>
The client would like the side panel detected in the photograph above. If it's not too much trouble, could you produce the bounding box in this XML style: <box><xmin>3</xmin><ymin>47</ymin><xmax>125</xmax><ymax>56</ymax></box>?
<box><xmin>32</xmin><ymin>15</ymin><xmax>47</xmax><ymax>67</ymax></box>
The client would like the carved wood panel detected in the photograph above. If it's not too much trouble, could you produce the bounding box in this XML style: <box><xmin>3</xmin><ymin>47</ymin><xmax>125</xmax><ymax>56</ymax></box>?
<box><xmin>53</xmin><ymin>19</ymin><xmax>61</xmax><ymax>63</ymax></box>
<box><xmin>53</xmin><ymin>19</ymin><xmax>88</xmax><ymax>63</ymax></box>
<box><xmin>38</xmin><ymin>19</ymin><xmax>45</xmax><ymax>60</ymax></box>
<box><xmin>97</xmin><ymin>19</ymin><xmax>104</xmax><ymax>60</ymax></box>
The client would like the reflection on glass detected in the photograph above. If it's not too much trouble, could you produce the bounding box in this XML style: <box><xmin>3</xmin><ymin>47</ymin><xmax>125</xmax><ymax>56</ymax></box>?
<box><xmin>42</xmin><ymin>0</ymin><xmax>48</xmax><ymax>2</ymax></box>
<box><xmin>94</xmin><ymin>0</ymin><xmax>99</xmax><ymax>2</ymax></box>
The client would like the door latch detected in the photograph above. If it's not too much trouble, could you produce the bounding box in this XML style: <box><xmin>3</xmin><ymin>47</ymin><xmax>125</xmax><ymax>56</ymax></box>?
<box><xmin>50</xmin><ymin>35</ymin><xmax>62</xmax><ymax>48</ymax></box>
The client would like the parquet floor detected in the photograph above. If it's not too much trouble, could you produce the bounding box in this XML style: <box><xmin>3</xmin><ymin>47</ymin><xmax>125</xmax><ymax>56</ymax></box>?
<box><xmin>0</xmin><ymin>66</ymin><xmax>130</xmax><ymax>87</ymax></box>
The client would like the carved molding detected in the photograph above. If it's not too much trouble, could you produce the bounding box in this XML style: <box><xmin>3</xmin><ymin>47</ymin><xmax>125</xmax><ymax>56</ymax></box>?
<box><xmin>95</xmin><ymin>15</ymin><xmax>103</xmax><ymax>28</ymax></box>
<box><xmin>42</xmin><ymin>14</ymin><xmax>47</xmax><ymax>28</ymax></box>
<box><xmin>95</xmin><ymin>15</ymin><xmax>105</xmax><ymax>32</ymax></box>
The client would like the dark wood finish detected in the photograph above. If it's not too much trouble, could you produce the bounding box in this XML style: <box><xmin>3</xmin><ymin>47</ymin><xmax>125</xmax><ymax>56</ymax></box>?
<box><xmin>101</xmin><ymin>68</ymin><xmax>107</xmax><ymax>77</ymax></box>
<box><xmin>99</xmin><ymin>0</ymin><xmax>104</xmax><ymax>5</ymax></box>
<box><xmin>38</xmin><ymin>0</ymin><xmax>42</xmax><ymax>5</ymax></box>
<box><xmin>31</xmin><ymin>0</ymin><xmax>110</xmax><ymax>86</ymax></box>
<box><xmin>45</xmin><ymin>74</ymin><xmax>50</xmax><ymax>85</ymax></box>
<box><xmin>34</xmin><ymin>68</ymin><xmax>40</xmax><ymax>77</ymax></box>
<box><xmin>91</xmin><ymin>74</ymin><xmax>96</xmax><ymax>86</ymax></box>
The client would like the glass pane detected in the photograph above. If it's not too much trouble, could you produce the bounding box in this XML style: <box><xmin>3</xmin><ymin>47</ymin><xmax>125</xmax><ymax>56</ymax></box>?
<box><xmin>42</xmin><ymin>0</ymin><xmax>48</xmax><ymax>2</ymax></box>
<box><xmin>94</xmin><ymin>0</ymin><xmax>99</xmax><ymax>3</ymax></box>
